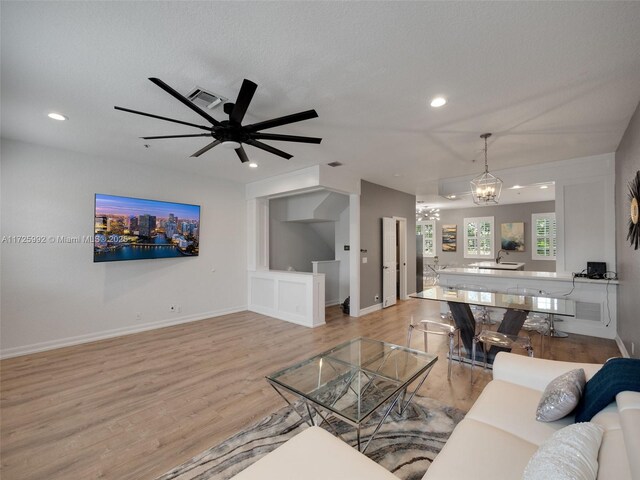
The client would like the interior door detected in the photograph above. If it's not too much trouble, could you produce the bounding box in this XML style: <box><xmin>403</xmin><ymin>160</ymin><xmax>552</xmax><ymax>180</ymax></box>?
<box><xmin>382</xmin><ymin>217</ymin><xmax>397</xmax><ymax>308</ymax></box>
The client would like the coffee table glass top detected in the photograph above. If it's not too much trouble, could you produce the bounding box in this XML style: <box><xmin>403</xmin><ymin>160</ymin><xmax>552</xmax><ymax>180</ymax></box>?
<box><xmin>267</xmin><ymin>337</ymin><xmax>437</xmax><ymax>423</ymax></box>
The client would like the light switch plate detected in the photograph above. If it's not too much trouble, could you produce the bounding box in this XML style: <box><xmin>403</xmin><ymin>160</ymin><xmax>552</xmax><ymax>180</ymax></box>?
<box><xmin>362</xmin><ymin>257</ymin><xmax>367</xmax><ymax>263</ymax></box>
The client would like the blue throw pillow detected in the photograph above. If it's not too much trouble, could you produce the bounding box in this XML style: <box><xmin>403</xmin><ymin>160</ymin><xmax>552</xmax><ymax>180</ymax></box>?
<box><xmin>574</xmin><ymin>358</ymin><xmax>640</xmax><ymax>422</ymax></box>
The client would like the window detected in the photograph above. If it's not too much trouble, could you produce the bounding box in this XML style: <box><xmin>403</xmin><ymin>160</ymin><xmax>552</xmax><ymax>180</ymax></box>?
<box><xmin>416</xmin><ymin>220</ymin><xmax>436</xmax><ymax>257</ymax></box>
<box><xmin>463</xmin><ymin>216</ymin><xmax>494</xmax><ymax>259</ymax></box>
<box><xmin>532</xmin><ymin>212</ymin><xmax>556</xmax><ymax>260</ymax></box>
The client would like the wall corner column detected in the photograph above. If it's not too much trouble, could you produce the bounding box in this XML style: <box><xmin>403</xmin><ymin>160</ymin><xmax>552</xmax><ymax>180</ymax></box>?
<box><xmin>247</xmin><ymin>197</ymin><xmax>269</xmax><ymax>272</ymax></box>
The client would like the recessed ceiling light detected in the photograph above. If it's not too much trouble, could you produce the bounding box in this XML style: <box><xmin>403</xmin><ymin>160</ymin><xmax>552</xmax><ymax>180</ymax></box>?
<box><xmin>430</xmin><ymin>97</ymin><xmax>447</xmax><ymax>108</ymax></box>
<box><xmin>540</xmin><ymin>185</ymin><xmax>548</xmax><ymax>189</ymax></box>
<box><xmin>510</xmin><ymin>185</ymin><xmax>524</xmax><ymax>189</ymax></box>
<box><xmin>248</xmin><ymin>162</ymin><xmax>258</xmax><ymax>168</ymax></box>
<box><xmin>449</xmin><ymin>195</ymin><xmax>456</xmax><ymax>199</ymax></box>
<box><xmin>47</xmin><ymin>112</ymin><xmax>67</xmax><ymax>121</ymax></box>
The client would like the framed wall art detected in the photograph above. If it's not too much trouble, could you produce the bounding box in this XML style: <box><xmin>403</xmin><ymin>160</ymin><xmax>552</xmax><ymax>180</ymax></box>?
<box><xmin>442</xmin><ymin>224</ymin><xmax>457</xmax><ymax>252</ymax></box>
<box><xmin>501</xmin><ymin>222</ymin><xmax>525</xmax><ymax>252</ymax></box>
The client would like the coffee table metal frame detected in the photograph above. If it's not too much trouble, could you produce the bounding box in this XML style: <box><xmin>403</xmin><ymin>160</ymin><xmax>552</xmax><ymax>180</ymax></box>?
<box><xmin>266</xmin><ymin>337</ymin><xmax>437</xmax><ymax>453</ymax></box>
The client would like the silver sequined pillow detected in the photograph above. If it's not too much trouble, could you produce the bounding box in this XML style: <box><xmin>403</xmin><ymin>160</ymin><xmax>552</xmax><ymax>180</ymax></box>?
<box><xmin>536</xmin><ymin>368</ymin><xmax>586</xmax><ymax>422</ymax></box>
<box><xmin>523</xmin><ymin>422</ymin><xmax>604</xmax><ymax>480</ymax></box>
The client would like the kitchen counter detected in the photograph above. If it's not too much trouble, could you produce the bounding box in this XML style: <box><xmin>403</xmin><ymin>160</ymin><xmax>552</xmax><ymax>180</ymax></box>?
<box><xmin>468</xmin><ymin>261</ymin><xmax>525</xmax><ymax>271</ymax></box>
<box><xmin>436</xmin><ymin>267</ymin><xmax>619</xmax><ymax>285</ymax></box>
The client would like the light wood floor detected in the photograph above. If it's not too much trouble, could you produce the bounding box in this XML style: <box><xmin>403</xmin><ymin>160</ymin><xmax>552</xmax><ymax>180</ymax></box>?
<box><xmin>0</xmin><ymin>299</ymin><xmax>620</xmax><ymax>480</ymax></box>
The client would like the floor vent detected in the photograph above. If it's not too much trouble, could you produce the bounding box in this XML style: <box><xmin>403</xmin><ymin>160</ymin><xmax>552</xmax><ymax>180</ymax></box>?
<box><xmin>327</xmin><ymin>161</ymin><xmax>343</xmax><ymax>167</ymax></box>
<box><xmin>575</xmin><ymin>301</ymin><xmax>602</xmax><ymax>322</ymax></box>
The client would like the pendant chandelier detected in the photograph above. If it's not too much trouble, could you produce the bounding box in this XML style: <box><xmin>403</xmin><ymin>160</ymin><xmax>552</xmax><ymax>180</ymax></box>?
<box><xmin>471</xmin><ymin>133</ymin><xmax>502</xmax><ymax>205</ymax></box>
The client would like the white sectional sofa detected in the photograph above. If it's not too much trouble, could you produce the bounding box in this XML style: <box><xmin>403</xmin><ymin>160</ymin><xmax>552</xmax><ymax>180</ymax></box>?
<box><xmin>424</xmin><ymin>353</ymin><xmax>638</xmax><ymax>480</ymax></box>
<box><xmin>232</xmin><ymin>353</ymin><xmax>639</xmax><ymax>480</ymax></box>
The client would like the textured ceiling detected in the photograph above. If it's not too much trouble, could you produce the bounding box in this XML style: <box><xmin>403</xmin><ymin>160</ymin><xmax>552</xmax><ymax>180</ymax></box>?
<box><xmin>2</xmin><ymin>1</ymin><xmax>640</xmax><ymax>198</ymax></box>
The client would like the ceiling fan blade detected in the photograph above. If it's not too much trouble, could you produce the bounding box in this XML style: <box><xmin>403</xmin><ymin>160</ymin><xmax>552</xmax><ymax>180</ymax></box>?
<box><xmin>230</xmin><ymin>79</ymin><xmax>258</xmax><ymax>125</ymax></box>
<box><xmin>235</xmin><ymin>145</ymin><xmax>250</xmax><ymax>163</ymax></box>
<box><xmin>140</xmin><ymin>133</ymin><xmax>213</xmax><ymax>139</ymax></box>
<box><xmin>245</xmin><ymin>109</ymin><xmax>318</xmax><ymax>132</ymax></box>
<box><xmin>245</xmin><ymin>139</ymin><xmax>293</xmax><ymax>159</ymax></box>
<box><xmin>114</xmin><ymin>106</ymin><xmax>212</xmax><ymax>131</ymax></box>
<box><xmin>250</xmin><ymin>133</ymin><xmax>322</xmax><ymax>144</ymax></box>
<box><xmin>149</xmin><ymin>77</ymin><xmax>221</xmax><ymax>126</ymax></box>
<box><xmin>190</xmin><ymin>139</ymin><xmax>221</xmax><ymax>158</ymax></box>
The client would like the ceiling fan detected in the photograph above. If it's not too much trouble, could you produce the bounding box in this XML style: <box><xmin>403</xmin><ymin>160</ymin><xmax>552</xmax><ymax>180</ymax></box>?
<box><xmin>114</xmin><ymin>77</ymin><xmax>321</xmax><ymax>163</ymax></box>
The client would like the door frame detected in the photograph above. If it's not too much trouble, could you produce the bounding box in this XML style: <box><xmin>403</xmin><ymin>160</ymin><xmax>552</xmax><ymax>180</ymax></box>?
<box><xmin>394</xmin><ymin>216</ymin><xmax>408</xmax><ymax>300</ymax></box>
<box><xmin>382</xmin><ymin>217</ymin><xmax>397</xmax><ymax>308</ymax></box>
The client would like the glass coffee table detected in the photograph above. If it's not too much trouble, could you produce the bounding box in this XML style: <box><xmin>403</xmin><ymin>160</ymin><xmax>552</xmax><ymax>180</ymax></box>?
<box><xmin>266</xmin><ymin>337</ymin><xmax>438</xmax><ymax>452</ymax></box>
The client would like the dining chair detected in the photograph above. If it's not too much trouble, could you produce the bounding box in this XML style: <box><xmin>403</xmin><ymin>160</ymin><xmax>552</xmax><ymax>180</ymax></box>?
<box><xmin>471</xmin><ymin>309</ymin><xmax>532</xmax><ymax>382</ymax></box>
<box><xmin>407</xmin><ymin>315</ymin><xmax>461</xmax><ymax>380</ymax></box>
<box><xmin>506</xmin><ymin>287</ymin><xmax>551</xmax><ymax>356</ymax></box>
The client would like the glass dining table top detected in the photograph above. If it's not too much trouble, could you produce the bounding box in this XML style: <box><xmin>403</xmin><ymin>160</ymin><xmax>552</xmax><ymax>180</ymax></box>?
<box><xmin>266</xmin><ymin>337</ymin><xmax>438</xmax><ymax>423</ymax></box>
<box><xmin>411</xmin><ymin>285</ymin><xmax>576</xmax><ymax>317</ymax></box>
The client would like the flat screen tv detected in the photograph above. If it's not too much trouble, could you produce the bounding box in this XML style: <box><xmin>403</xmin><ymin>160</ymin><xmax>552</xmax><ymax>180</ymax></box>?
<box><xmin>94</xmin><ymin>194</ymin><xmax>200</xmax><ymax>262</ymax></box>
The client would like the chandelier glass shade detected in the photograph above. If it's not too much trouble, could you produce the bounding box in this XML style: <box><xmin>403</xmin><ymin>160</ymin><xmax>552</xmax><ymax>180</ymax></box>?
<box><xmin>471</xmin><ymin>133</ymin><xmax>502</xmax><ymax>205</ymax></box>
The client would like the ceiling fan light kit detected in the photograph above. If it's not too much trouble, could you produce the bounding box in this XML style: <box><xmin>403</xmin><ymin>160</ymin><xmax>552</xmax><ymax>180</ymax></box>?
<box><xmin>471</xmin><ymin>132</ymin><xmax>503</xmax><ymax>205</ymax></box>
<box><xmin>221</xmin><ymin>141</ymin><xmax>241</xmax><ymax>150</ymax></box>
<box><xmin>115</xmin><ymin>76</ymin><xmax>321</xmax><ymax>164</ymax></box>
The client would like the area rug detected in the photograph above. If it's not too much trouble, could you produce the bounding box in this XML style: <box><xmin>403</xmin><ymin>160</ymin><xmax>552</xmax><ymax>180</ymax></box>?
<box><xmin>156</xmin><ymin>395</ymin><xmax>465</xmax><ymax>480</ymax></box>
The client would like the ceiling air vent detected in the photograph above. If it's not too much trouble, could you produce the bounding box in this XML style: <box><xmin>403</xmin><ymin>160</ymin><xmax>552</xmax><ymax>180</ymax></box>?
<box><xmin>327</xmin><ymin>161</ymin><xmax>343</xmax><ymax>167</ymax></box>
<box><xmin>187</xmin><ymin>86</ymin><xmax>228</xmax><ymax>110</ymax></box>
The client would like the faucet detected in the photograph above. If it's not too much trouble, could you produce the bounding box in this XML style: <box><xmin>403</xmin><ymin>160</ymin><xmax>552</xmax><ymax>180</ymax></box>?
<box><xmin>496</xmin><ymin>249</ymin><xmax>509</xmax><ymax>264</ymax></box>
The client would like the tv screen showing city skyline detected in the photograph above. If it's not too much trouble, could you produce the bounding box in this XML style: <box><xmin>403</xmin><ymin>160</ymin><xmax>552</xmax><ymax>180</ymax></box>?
<box><xmin>94</xmin><ymin>194</ymin><xmax>200</xmax><ymax>262</ymax></box>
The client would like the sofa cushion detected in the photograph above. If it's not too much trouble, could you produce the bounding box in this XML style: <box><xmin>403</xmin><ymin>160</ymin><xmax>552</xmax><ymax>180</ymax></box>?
<box><xmin>523</xmin><ymin>423</ymin><xmax>604</xmax><ymax>480</ymax></box>
<box><xmin>584</xmin><ymin>401</ymin><xmax>632</xmax><ymax>479</ymax></box>
<box><xmin>492</xmin><ymin>353</ymin><xmax>602</xmax><ymax>392</ymax></box>
<box><xmin>574</xmin><ymin>358</ymin><xmax>640</xmax><ymax>422</ymax></box>
<box><xmin>230</xmin><ymin>426</ymin><xmax>398</xmax><ymax>480</ymax></box>
<box><xmin>422</xmin><ymin>418</ymin><xmax>537</xmax><ymax>480</ymax></box>
<box><xmin>617</xmin><ymin>391</ymin><xmax>640</xmax><ymax>480</ymax></box>
<box><xmin>596</xmin><ymin>428</ymin><xmax>632</xmax><ymax>480</ymax></box>
<box><xmin>536</xmin><ymin>368</ymin><xmax>586</xmax><ymax>422</ymax></box>
<box><xmin>465</xmin><ymin>379</ymin><xmax>572</xmax><ymax>445</ymax></box>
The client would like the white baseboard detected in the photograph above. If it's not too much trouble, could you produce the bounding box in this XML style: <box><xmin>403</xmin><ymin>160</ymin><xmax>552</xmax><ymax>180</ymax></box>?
<box><xmin>615</xmin><ymin>335</ymin><xmax>630</xmax><ymax>358</ymax></box>
<box><xmin>0</xmin><ymin>305</ymin><xmax>247</xmax><ymax>360</ymax></box>
<box><xmin>359</xmin><ymin>303</ymin><xmax>383</xmax><ymax>316</ymax></box>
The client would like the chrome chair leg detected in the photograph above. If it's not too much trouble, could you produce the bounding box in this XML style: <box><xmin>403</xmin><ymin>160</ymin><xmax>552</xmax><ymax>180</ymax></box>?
<box><xmin>447</xmin><ymin>331</ymin><xmax>454</xmax><ymax>379</ymax></box>
<box><xmin>471</xmin><ymin>337</ymin><xmax>477</xmax><ymax>383</ymax></box>
<box><xmin>406</xmin><ymin>321</ymin><xmax>414</xmax><ymax>348</ymax></box>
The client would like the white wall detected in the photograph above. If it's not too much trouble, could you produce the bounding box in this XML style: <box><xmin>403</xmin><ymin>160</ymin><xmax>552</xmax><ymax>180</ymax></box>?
<box><xmin>0</xmin><ymin>139</ymin><xmax>247</xmax><ymax>357</ymax></box>
<box><xmin>555</xmin><ymin>154</ymin><xmax>616</xmax><ymax>274</ymax></box>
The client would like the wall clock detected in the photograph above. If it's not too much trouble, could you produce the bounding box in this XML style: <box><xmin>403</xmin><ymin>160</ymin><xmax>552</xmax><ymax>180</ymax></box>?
<box><xmin>628</xmin><ymin>169</ymin><xmax>640</xmax><ymax>250</ymax></box>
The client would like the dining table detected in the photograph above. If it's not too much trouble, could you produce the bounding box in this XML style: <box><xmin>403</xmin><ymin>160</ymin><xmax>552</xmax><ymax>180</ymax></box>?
<box><xmin>410</xmin><ymin>285</ymin><xmax>576</xmax><ymax>363</ymax></box>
